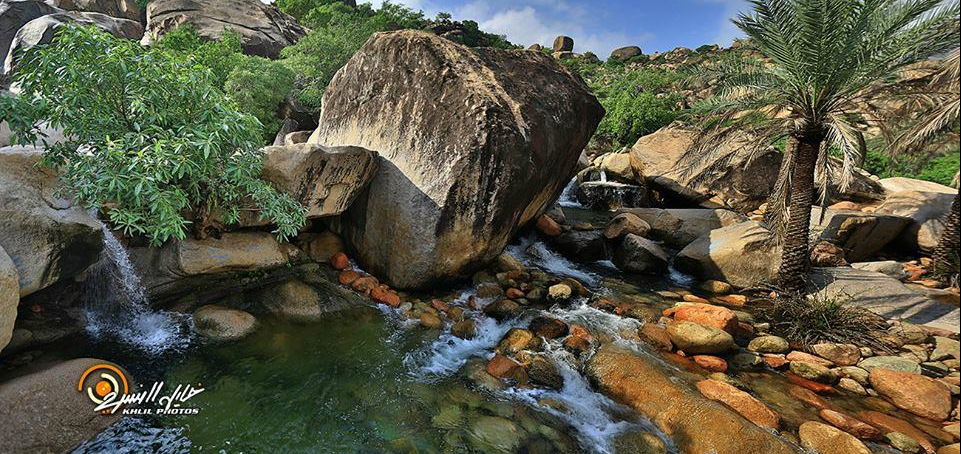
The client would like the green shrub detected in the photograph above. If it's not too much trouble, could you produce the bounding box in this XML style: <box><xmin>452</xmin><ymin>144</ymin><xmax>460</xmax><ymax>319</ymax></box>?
<box><xmin>152</xmin><ymin>25</ymin><xmax>245</xmax><ymax>87</ymax></box>
<box><xmin>864</xmin><ymin>147</ymin><xmax>960</xmax><ymax>187</ymax></box>
<box><xmin>591</xmin><ymin>69</ymin><xmax>679</xmax><ymax>146</ymax></box>
<box><xmin>224</xmin><ymin>57</ymin><xmax>296</xmax><ymax>142</ymax></box>
<box><xmin>0</xmin><ymin>26</ymin><xmax>306</xmax><ymax>245</ymax></box>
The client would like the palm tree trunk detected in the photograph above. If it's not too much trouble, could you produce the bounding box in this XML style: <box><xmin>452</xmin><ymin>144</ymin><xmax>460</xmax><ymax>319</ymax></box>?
<box><xmin>932</xmin><ymin>191</ymin><xmax>960</xmax><ymax>280</ymax></box>
<box><xmin>776</xmin><ymin>132</ymin><xmax>823</xmax><ymax>295</ymax></box>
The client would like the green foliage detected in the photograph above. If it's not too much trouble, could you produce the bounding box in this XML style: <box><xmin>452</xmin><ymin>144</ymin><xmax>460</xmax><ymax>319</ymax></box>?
<box><xmin>154</xmin><ymin>26</ymin><xmax>295</xmax><ymax>141</ymax></box>
<box><xmin>864</xmin><ymin>148</ymin><xmax>960</xmax><ymax>187</ymax></box>
<box><xmin>576</xmin><ymin>67</ymin><xmax>680</xmax><ymax>148</ymax></box>
<box><xmin>0</xmin><ymin>26</ymin><xmax>306</xmax><ymax>246</ymax></box>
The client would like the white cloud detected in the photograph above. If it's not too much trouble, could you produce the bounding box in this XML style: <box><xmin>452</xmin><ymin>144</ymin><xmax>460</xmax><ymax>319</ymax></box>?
<box><xmin>699</xmin><ymin>0</ymin><xmax>748</xmax><ymax>45</ymax></box>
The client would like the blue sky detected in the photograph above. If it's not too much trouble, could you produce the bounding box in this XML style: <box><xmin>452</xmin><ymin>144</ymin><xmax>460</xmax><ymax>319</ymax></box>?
<box><xmin>375</xmin><ymin>0</ymin><xmax>749</xmax><ymax>56</ymax></box>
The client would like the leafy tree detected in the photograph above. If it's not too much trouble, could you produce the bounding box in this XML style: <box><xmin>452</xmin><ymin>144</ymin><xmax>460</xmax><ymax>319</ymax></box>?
<box><xmin>152</xmin><ymin>25</ymin><xmax>245</xmax><ymax>87</ymax></box>
<box><xmin>683</xmin><ymin>0</ymin><xmax>959</xmax><ymax>295</ymax></box>
<box><xmin>593</xmin><ymin>69</ymin><xmax>679</xmax><ymax>146</ymax></box>
<box><xmin>0</xmin><ymin>26</ymin><xmax>306</xmax><ymax>246</ymax></box>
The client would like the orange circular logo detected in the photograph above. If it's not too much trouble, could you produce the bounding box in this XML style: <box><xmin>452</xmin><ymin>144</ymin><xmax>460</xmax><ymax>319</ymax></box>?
<box><xmin>77</xmin><ymin>364</ymin><xmax>129</xmax><ymax>414</ymax></box>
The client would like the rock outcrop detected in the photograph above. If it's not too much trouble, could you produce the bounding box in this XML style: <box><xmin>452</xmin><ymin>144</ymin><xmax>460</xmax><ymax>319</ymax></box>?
<box><xmin>0</xmin><ymin>358</ymin><xmax>127</xmax><ymax>454</ymax></box>
<box><xmin>0</xmin><ymin>147</ymin><xmax>103</xmax><ymax>297</ymax></box>
<box><xmin>673</xmin><ymin>221</ymin><xmax>780</xmax><ymax>288</ymax></box>
<box><xmin>261</xmin><ymin>143</ymin><xmax>378</xmax><ymax>219</ymax></box>
<box><xmin>144</xmin><ymin>0</ymin><xmax>307</xmax><ymax>58</ymax></box>
<box><xmin>809</xmin><ymin>207</ymin><xmax>910</xmax><ymax>262</ymax></box>
<box><xmin>48</xmin><ymin>0</ymin><xmax>142</xmax><ymax>23</ymax></box>
<box><xmin>586</xmin><ymin>344</ymin><xmax>798</xmax><ymax>454</ymax></box>
<box><xmin>616</xmin><ymin>207</ymin><xmax>746</xmax><ymax>249</ymax></box>
<box><xmin>3</xmin><ymin>11</ymin><xmax>143</xmax><ymax>75</ymax></box>
<box><xmin>876</xmin><ymin>189</ymin><xmax>956</xmax><ymax>252</ymax></box>
<box><xmin>311</xmin><ymin>30</ymin><xmax>603</xmax><ymax>288</ymax></box>
<box><xmin>1</xmin><ymin>0</ymin><xmax>61</xmax><ymax>70</ymax></box>
<box><xmin>0</xmin><ymin>246</ymin><xmax>18</xmax><ymax>353</ymax></box>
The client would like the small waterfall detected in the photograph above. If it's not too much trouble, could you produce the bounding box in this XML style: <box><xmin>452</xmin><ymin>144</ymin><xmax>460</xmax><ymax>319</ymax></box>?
<box><xmin>598</xmin><ymin>169</ymin><xmax>608</xmax><ymax>183</ymax></box>
<box><xmin>558</xmin><ymin>177</ymin><xmax>584</xmax><ymax>208</ymax></box>
<box><xmin>83</xmin><ymin>221</ymin><xmax>192</xmax><ymax>354</ymax></box>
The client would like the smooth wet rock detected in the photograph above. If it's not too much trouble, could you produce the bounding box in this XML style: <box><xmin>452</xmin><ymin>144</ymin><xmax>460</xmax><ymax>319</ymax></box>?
<box><xmin>672</xmin><ymin>303</ymin><xmax>738</xmax><ymax>334</ymax></box>
<box><xmin>811</xmin><ymin>343</ymin><xmax>862</xmax><ymax>366</ymax></box>
<box><xmin>747</xmin><ymin>336</ymin><xmax>789</xmax><ymax>354</ymax></box>
<box><xmin>296</xmin><ymin>231</ymin><xmax>345</xmax><ymax>264</ymax></box>
<box><xmin>257</xmin><ymin>279</ymin><xmax>324</xmax><ymax>321</ymax></box>
<box><xmin>837</xmin><ymin>378</ymin><xmax>868</xmax><ymax>395</ymax></box>
<box><xmin>553</xmin><ymin>230</ymin><xmax>609</xmax><ymax>262</ymax></box>
<box><xmin>859</xmin><ymin>355</ymin><xmax>923</xmax><ymax>374</ymax></box>
<box><xmin>585</xmin><ymin>344</ymin><xmax>798</xmax><ymax>454</ymax></box>
<box><xmin>817</xmin><ymin>409</ymin><xmax>880</xmax><ymax>440</ymax></box>
<box><xmin>858</xmin><ymin>411</ymin><xmax>936</xmax><ymax>453</ymax></box>
<box><xmin>419</xmin><ymin>312</ymin><xmax>443</xmax><ymax>329</ymax></box>
<box><xmin>519</xmin><ymin>352</ymin><xmax>563</xmax><ymax>389</ymax></box>
<box><xmin>496</xmin><ymin>328</ymin><xmax>538</xmax><ymax>356</ymax></box>
<box><xmin>887</xmin><ymin>432</ymin><xmax>922</xmax><ymax>453</ymax></box>
<box><xmin>799</xmin><ymin>421</ymin><xmax>872</xmax><ymax>454</ymax></box>
<box><xmin>0</xmin><ymin>246</ymin><xmax>17</xmax><ymax>353</ymax></box>
<box><xmin>869</xmin><ymin>368</ymin><xmax>952</xmax><ymax>421</ymax></box>
<box><xmin>612</xmin><ymin>233</ymin><xmax>668</xmax><ymax>274</ymax></box>
<box><xmin>666</xmin><ymin>321</ymin><xmax>735</xmax><ymax>355</ymax></box>
<box><xmin>0</xmin><ymin>358</ymin><xmax>128</xmax><ymax>454</ymax></box>
<box><xmin>639</xmin><ymin>324</ymin><xmax>673</xmax><ymax>351</ymax></box>
<box><xmin>311</xmin><ymin>30</ymin><xmax>602</xmax><ymax>289</ymax></box>
<box><xmin>692</xmin><ymin>355</ymin><xmax>728</xmax><ymax>373</ymax></box>
<box><xmin>528</xmin><ymin>316</ymin><xmax>569</xmax><ymax>339</ymax></box>
<box><xmin>451</xmin><ymin>319</ymin><xmax>476</xmax><ymax>340</ymax></box>
<box><xmin>548</xmin><ymin>283</ymin><xmax>573</xmax><ymax>301</ymax></box>
<box><xmin>0</xmin><ymin>147</ymin><xmax>102</xmax><ymax>297</ymax></box>
<box><xmin>466</xmin><ymin>415</ymin><xmax>526</xmax><ymax>454</ymax></box>
<box><xmin>193</xmin><ymin>305</ymin><xmax>257</xmax><ymax>341</ymax></box>
<box><xmin>261</xmin><ymin>144</ymin><xmax>378</xmax><ymax>219</ymax></box>
<box><xmin>674</xmin><ymin>221</ymin><xmax>780</xmax><ymax>288</ymax></box>
<box><xmin>695</xmin><ymin>379</ymin><xmax>779</xmax><ymax>429</ymax></box>
<box><xmin>790</xmin><ymin>361</ymin><xmax>839</xmax><ymax>385</ymax></box>
<box><xmin>483</xmin><ymin>299</ymin><xmax>521</xmax><ymax>321</ymax></box>
<box><xmin>145</xmin><ymin>0</ymin><xmax>307</xmax><ymax>58</ymax></box>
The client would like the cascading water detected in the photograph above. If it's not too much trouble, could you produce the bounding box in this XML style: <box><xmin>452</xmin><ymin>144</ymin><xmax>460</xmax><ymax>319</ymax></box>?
<box><xmin>559</xmin><ymin>176</ymin><xmax>584</xmax><ymax>208</ymax></box>
<box><xmin>82</xmin><ymin>221</ymin><xmax>192</xmax><ymax>354</ymax></box>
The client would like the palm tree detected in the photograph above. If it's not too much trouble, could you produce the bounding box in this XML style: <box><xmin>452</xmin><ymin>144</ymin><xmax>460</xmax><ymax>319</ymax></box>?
<box><xmin>882</xmin><ymin>48</ymin><xmax>959</xmax><ymax>281</ymax></box>
<box><xmin>681</xmin><ymin>0</ymin><xmax>959</xmax><ymax>295</ymax></box>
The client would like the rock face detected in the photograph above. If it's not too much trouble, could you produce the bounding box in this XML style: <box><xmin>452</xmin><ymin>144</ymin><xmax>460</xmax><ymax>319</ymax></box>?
<box><xmin>811</xmin><ymin>267</ymin><xmax>959</xmax><ymax>332</ymax></box>
<box><xmin>809</xmin><ymin>207</ymin><xmax>910</xmax><ymax>262</ymax></box>
<box><xmin>4</xmin><ymin>11</ymin><xmax>143</xmax><ymax>75</ymax></box>
<box><xmin>0</xmin><ymin>358</ymin><xmax>126</xmax><ymax>454</ymax></box>
<box><xmin>130</xmin><ymin>231</ymin><xmax>294</xmax><ymax>303</ymax></box>
<box><xmin>1</xmin><ymin>0</ymin><xmax>61</xmax><ymax>69</ymax></box>
<box><xmin>0</xmin><ymin>246</ymin><xmax>18</xmax><ymax>352</ymax></box>
<box><xmin>193</xmin><ymin>304</ymin><xmax>257</xmax><ymax>341</ymax></box>
<box><xmin>674</xmin><ymin>221</ymin><xmax>780</xmax><ymax>288</ymax></box>
<box><xmin>145</xmin><ymin>0</ymin><xmax>307</xmax><ymax>58</ymax></box>
<box><xmin>48</xmin><ymin>0</ymin><xmax>142</xmax><ymax>22</ymax></box>
<box><xmin>310</xmin><ymin>30</ymin><xmax>603</xmax><ymax>289</ymax></box>
<box><xmin>630</xmin><ymin>125</ymin><xmax>883</xmax><ymax>211</ymax></box>
<box><xmin>0</xmin><ymin>147</ymin><xmax>103</xmax><ymax>297</ymax></box>
<box><xmin>586</xmin><ymin>344</ymin><xmax>798</xmax><ymax>454</ymax></box>
<box><xmin>617</xmin><ymin>207</ymin><xmax>746</xmax><ymax>249</ymax></box>
<box><xmin>876</xmin><ymin>190</ymin><xmax>956</xmax><ymax>252</ymax></box>
<box><xmin>261</xmin><ymin>144</ymin><xmax>378</xmax><ymax>219</ymax></box>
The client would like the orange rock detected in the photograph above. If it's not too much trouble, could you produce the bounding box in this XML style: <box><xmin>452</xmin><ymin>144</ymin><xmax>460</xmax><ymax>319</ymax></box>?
<box><xmin>371</xmin><ymin>286</ymin><xmax>401</xmax><ymax>307</ymax></box>
<box><xmin>570</xmin><ymin>324</ymin><xmax>593</xmax><ymax>341</ymax></box>
<box><xmin>338</xmin><ymin>270</ymin><xmax>360</xmax><ymax>285</ymax></box>
<box><xmin>662</xmin><ymin>307</ymin><xmax>677</xmax><ymax>317</ymax></box>
<box><xmin>736</xmin><ymin>322</ymin><xmax>755</xmax><ymax>338</ymax></box>
<box><xmin>789</xmin><ymin>385</ymin><xmax>831</xmax><ymax>410</ymax></box>
<box><xmin>787</xmin><ymin>351</ymin><xmax>834</xmax><ymax>367</ymax></box>
<box><xmin>696</xmin><ymin>379</ymin><xmax>781</xmax><ymax>429</ymax></box>
<box><xmin>693</xmin><ymin>355</ymin><xmax>728</xmax><ymax>373</ymax></box>
<box><xmin>762</xmin><ymin>355</ymin><xmax>789</xmax><ymax>369</ymax></box>
<box><xmin>329</xmin><ymin>252</ymin><xmax>350</xmax><ymax>270</ymax></box>
<box><xmin>562</xmin><ymin>335</ymin><xmax>591</xmax><ymax>356</ymax></box>
<box><xmin>505</xmin><ymin>288</ymin><xmax>525</xmax><ymax>299</ymax></box>
<box><xmin>818</xmin><ymin>409</ymin><xmax>881</xmax><ymax>440</ymax></box>
<box><xmin>715</xmin><ymin>294</ymin><xmax>747</xmax><ymax>307</ymax></box>
<box><xmin>869</xmin><ymin>368</ymin><xmax>953</xmax><ymax>421</ymax></box>
<box><xmin>786</xmin><ymin>373</ymin><xmax>837</xmax><ymax>394</ymax></box>
<box><xmin>486</xmin><ymin>354</ymin><xmax>522</xmax><ymax>379</ymax></box>
<box><xmin>639</xmin><ymin>324</ymin><xmax>673</xmax><ymax>351</ymax></box>
<box><xmin>536</xmin><ymin>214</ymin><xmax>562</xmax><ymax>236</ymax></box>
<box><xmin>350</xmin><ymin>276</ymin><xmax>379</xmax><ymax>294</ymax></box>
<box><xmin>430</xmin><ymin>299</ymin><xmax>449</xmax><ymax>312</ymax></box>
<box><xmin>673</xmin><ymin>303</ymin><xmax>738</xmax><ymax>334</ymax></box>
<box><xmin>858</xmin><ymin>411</ymin><xmax>935</xmax><ymax>453</ymax></box>
<box><xmin>682</xmin><ymin>294</ymin><xmax>710</xmax><ymax>304</ymax></box>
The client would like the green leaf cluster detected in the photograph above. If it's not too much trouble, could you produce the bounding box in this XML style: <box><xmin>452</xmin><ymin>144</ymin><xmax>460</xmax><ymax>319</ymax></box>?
<box><xmin>0</xmin><ymin>26</ymin><xmax>306</xmax><ymax>246</ymax></box>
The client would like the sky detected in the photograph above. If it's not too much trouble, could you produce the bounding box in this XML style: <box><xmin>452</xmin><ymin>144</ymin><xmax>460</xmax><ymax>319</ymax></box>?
<box><xmin>372</xmin><ymin>0</ymin><xmax>749</xmax><ymax>57</ymax></box>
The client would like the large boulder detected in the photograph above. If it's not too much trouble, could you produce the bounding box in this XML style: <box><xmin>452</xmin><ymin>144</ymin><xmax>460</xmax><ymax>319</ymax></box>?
<box><xmin>630</xmin><ymin>125</ymin><xmax>884</xmax><ymax>211</ymax></box>
<box><xmin>617</xmin><ymin>207</ymin><xmax>746</xmax><ymax>249</ymax></box>
<box><xmin>47</xmin><ymin>0</ymin><xmax>142</xmax><ymax>23</ymax></box>
<box><xmin>876</xmin><ymin>190</ymin><xmax>956</xmax><ymax>252</ymax></box>
<box><xmin>0</xmin><ymin>358</ymin><xmax>127</xmax><ymax>454</ymax></box>
<box><xmin>0</xmin><ymin>246</ymin><xmax>18</xmax><ymax>353</ymax></box>
<box><xmin>3</xmin><ymin>11</ymin><xmax>143</xmax><ymax>76</ymax></box>
<box><xmin>144</xmin><ymin>0</ymin><xmax>307</xmax><ymax>58</ymax></box>
<box><xmin>674</xmin><ymin>221</ymin><xmax>780</xmax><ymax>288</ymax></box>
<box><xmin>811</xmin><ymin>267</ymin><xmax>959</xmax><ymax>332</ymax></box>
<box><xmin>310</xmin><ymin>30</ymin><xmax>604</xmax><ymax>289</ymax></box>
<box><xmin>586</xmin><ymin>344</ymin><xmax>798</xmax><ymax>454</ymax></box>
<box><xmin>129</xmin><ymin>231</ymin><xmax>298</xmax><ymax>303</ymax></box>
<box><xmin>0</xmin><ymin>147</ymin><xmax>102</xmax><ymax>297</ymax></box>
<box><xmin>612</xmin><ymin>233</ymin><xmax>669</xmax><ymax>274</ymax></box>
<box><xmin>609</xmin><ymin>45</ymin><xmax>642</xmax><ymax>62</ymax></box>
<box><xmin>809</xmin><ymin>207</ymin><xmax>910</xmax><ymax>262</ymax></box>
<box><xmin>261</xmin><ymin>143</ymin><xmax>378</xmax><ymax>219</ymax></box>
<box><xmin>880</xmin><ymin>177</ymin><xmax>957</xmax><ymax>194</ymax></box>
<box><xmin>0</xmin><ymin>0</ymin><xmax>61</xmax><ymax>71</ymax></box>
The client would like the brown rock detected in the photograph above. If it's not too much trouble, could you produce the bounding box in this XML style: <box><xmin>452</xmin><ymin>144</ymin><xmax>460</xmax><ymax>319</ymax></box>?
<box><xmin>799</xmin><ymin>421</ymin><xmax>872</xmax><ymax>454</ymax></box>
<box><xmin>536</xmin><ymin>214</ymin><xmax>563</xmax><ymax>237</ymax></box>
<box><xmin>603</xmin><ymin>213</ymin><xmax>650</xmax><ymax>240</ymax></box>
<box><xmin>787</xmin><ymin>350</ymin><xmax>835</xmax><ymax>367</ymax></box>
<box><xmin>451</xmin><ymin>319</ymin><xmax>476</xmax><ymax>340</ymax></box>
<box><xmin>789</xmin><ymin>385</ymin><xmax>831</xmax><ymax>410</ymax></box>
<box><xmin>528</xmin><ymin>316</ymin><xmax>569</xmax><ymax>339</ymax></box>
<box><xmin>869</xmin><ymin>368</ymin><xmax>952</xmax><ymax>421</ymax></box>
<box><xmin>818</xmin><ymin>409</ymin><xmax>881</xmax><ymax>439</ymax></box>
<box><xmin>811</xmin><ymin>343</ymin><xmax>861</xmax><ymax>366</ymax></box>
<box><xmin>639</xmin><ymin>324</ymin><xmax>673</xmax><ymax>351</ymax></box>
<box><xmin>330</xmin><ymin>252</ymin><xmax>350</xmax><ymax>270</ymax></box>
<box><xmin>371</xmin><ymin>286</ymin><xmax>400</xmax><ymax>307</ymax></box>
<box><xmin>810</xmin><ymin>240</ymin><xmax>848</xmax><ymax>266</ymax></box>
<box><xmin>672</xmin><ymin>303</ymin><xmax>738</xmax><ymax>333</ymax></box>
<box><xmin>496</xmin><ymin>328</ymin><xmax>538</xmax><ymax>356</ymax></box>
<box><xmin>337</xmin><ymin>269</ymin><xmax>360</xmax><ymax>285</ymax></box>
<box><xmin>419</xmin><ymin>312</ymin><xmax>443</xmax><ymax>329</ymax></box>
<box><xmin>695</xmin><ymin>379</ymin><xmax>780</xmax><ymax>429</ymax></box>
<box><xmin>350</xmin><ymin>276</ymin><xmax>379</xmax><ymax>294</ymax></box>
<box><xmin>693</xmin><ymin>355</ymin><xmax>728</xmax><ymax>373</ymax></box>
<box><xmin>486</xmin><ymin>353</ymin><xmax>522</xmax><ymax>380</ymax></box>
<box><xmin>786</xmin><ymin>373</ymin><xmax>837</xmax><ymax>394</ymax></box>
<box><xmin>858</xmin><ymin>411</ymin><xmax>935</xmax><ymax>453</ymax></box>
<box><xmin>562</xmin><ymin>335</ymin><xmax>591</xmax><ymax>356</ymax></box>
